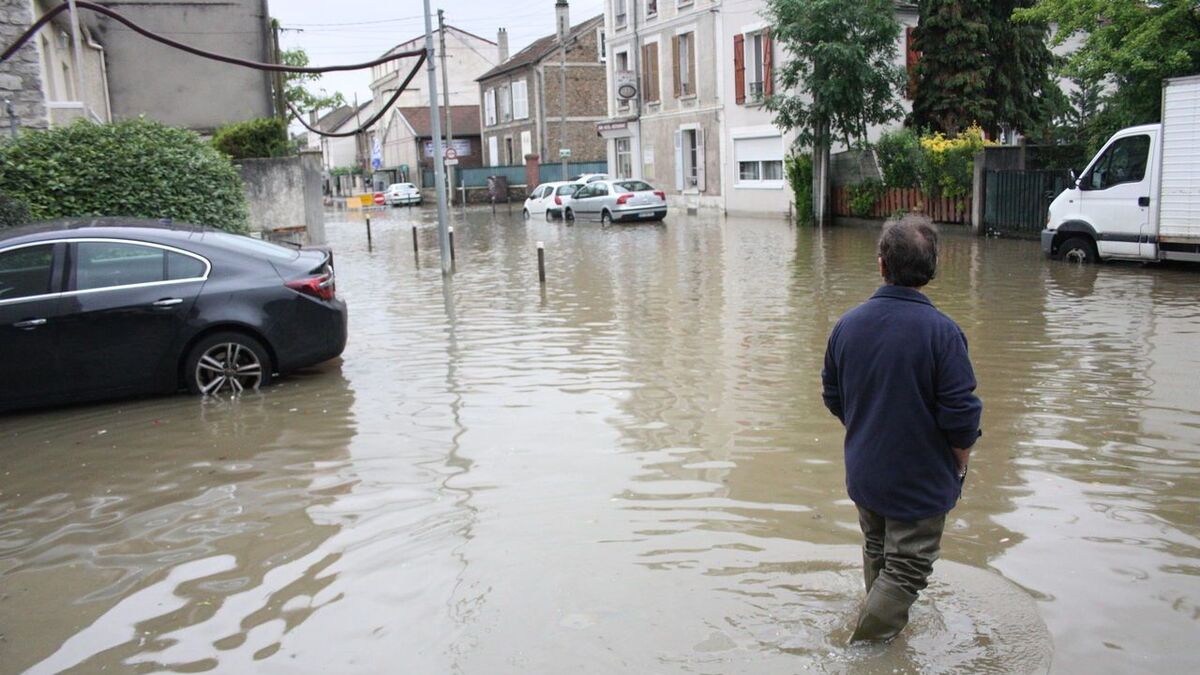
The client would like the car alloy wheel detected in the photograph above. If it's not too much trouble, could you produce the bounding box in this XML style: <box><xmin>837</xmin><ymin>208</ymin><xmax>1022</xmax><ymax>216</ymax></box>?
<box><xmin>185</xmin><ymin>332</ymin><xmax>272</xmax><ymax>396</ymax></box>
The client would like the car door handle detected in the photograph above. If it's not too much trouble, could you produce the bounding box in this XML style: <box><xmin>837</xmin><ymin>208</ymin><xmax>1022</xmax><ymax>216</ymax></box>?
<box><xmin>152</xmin><ymin>298</ymin><xmax>183</xmax><ymax>308</ymax></box>
<box><xmin>1138</xmin><ymin>196</ymin><xmax>1150</xmax><ymax>207</ymax></box>
<box><xmin>13</xmin><ymin>318</ymin><xmax>47</xmax><ymax>330</ymax></box>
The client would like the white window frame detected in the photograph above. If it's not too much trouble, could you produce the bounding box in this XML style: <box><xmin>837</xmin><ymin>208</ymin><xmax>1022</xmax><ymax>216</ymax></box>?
<box><xmin>615</xmin><ymin>137</ymin><xmax>633</xmax><ymax>178</ymax></box>
<box><xmin>512</xmin><ymin>80</ymin><xmax>529</xmax><ymax>120</ymax></box>
<box><xmin>520</xmin><ymin>130</ymin><xmax>532</xmax><ymax>159</ymax></box>
<box><xmin>484</xmin><ymin>89</ymin><xmax>496</xmax><ymax>126</ymax></box>
<box><xmin>615</xmin><ymin>49</ymin><xmax>631</xmax><ymax>110</ymax></box>
<box><xmin>597</xmin><ymin>29</ymin><xmax>606</xmax><ymax>62</ymax></box>
<box><xmin>645</xmin><ymin>0</ymin><xmax>658</xmax><ymax>19</ymax></box>
<box><xmin>732</xmin><ymin>132</ymin><xmax>785</xmax><ymax>190</ymax></box>
<box><xmin>499</xmin><ymin>84</ymin><xmax>512</xmax><ymax>122</ymax></box>
<box><xmin>674</xmin><ymin>26</ymin><xmax>698</xmax><ymax>100</ymax></box>
<box><xmin>615</xmin><ymin>0</ymin><xmax>628</xmax><ymax>28</ymax></box>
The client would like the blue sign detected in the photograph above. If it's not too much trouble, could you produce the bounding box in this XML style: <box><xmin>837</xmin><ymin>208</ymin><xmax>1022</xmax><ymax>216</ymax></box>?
<box><xmin>371</xmin><ymin>138</ymin><xmax>382</xmax><ymax>170</ymax></box>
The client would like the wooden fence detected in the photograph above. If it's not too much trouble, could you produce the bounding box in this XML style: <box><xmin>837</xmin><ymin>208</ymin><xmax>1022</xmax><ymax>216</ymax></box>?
<box><xmin>833</xmin><ymin>187</ymin><xmax>971</xmax><ymax>225</ymax></box>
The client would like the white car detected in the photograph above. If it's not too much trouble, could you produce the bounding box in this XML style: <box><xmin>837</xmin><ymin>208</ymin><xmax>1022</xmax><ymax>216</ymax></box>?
<box><xmin>571</xmin><ymin>173</ymin><xmax>610</xmax><ymax>185</ymax></box>
<box><xmin>523</xmin><ymin>181</ymin><xmax>577</xmax><ymax>219</ymax></box>
<box><xmin>386</xmin><ymin>183</ymin><xmax>421</xmax><ymax>206</ymax></box>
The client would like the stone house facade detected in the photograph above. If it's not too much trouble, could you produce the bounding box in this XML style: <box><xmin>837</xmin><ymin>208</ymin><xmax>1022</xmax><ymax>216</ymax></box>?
<box><xmin>476</xmin><ymin>13</ymin><xmax>607</xmax><ymax>171</ymax></box>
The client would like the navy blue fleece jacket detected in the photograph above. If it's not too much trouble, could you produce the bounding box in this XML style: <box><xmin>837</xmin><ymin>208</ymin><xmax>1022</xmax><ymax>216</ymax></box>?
<box><xmin>822</xmin><ymin>285</ymin><xmax>983</xmax><ymax>521</ymax></box>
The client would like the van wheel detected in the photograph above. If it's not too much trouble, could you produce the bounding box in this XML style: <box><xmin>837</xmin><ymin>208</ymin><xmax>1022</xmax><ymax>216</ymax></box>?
<box><xmin>601</xmin><ymin>210</ymin><xmax>613</xmax><ymax>226</ymax></box>
<box><xmin>1058</xmin><ymin>236</ymin><xmax>1097</xmax><ymax>264</ymax></box>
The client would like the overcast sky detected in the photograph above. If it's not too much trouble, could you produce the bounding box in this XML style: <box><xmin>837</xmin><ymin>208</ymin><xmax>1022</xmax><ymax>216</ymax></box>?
<box><xmin>272</xmin><ymin>0</ymin><xmax>606</xmax><ymax>106</ymax></box>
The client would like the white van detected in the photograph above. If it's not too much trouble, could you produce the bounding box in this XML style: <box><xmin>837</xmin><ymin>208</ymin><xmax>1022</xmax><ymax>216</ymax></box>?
<box><xmin>1043</xmin><ymin>75</ymin><xmax>1200</xmax><ymax>263</ymax></box>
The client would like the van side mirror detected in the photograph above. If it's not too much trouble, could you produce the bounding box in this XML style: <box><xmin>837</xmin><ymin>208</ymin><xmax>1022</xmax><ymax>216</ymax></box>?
<box><xmin>1069</xmin><ymin>169</ymin><xmax>1077</xmax><ymax>184</ymax></box>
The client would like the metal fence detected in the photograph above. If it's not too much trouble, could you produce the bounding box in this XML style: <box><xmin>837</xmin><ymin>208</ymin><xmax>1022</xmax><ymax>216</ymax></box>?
<box><xmin>459</xmin><ymin>165</ymin><xmax>527</xmax><ymax>188</ymax></box>
<box><xmin>421</xmin><ymin>161</ymin><xmax>610</xmax><ymax>190</ymax></box>
<box><xmin>983</xmin><ymin>170</ymin><xmax>1072</xmax><ymax>236</ymax></box>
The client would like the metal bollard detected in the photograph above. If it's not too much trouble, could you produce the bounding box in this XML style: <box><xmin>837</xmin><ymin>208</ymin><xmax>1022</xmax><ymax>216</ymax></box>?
<box><xmin>366</xmin><ymin>215</ymin><xmax>373</xmax><ymax>251</ymax></box>
<box><xmin>537</xmin><ymin>241</ymin><xmax>546</xmax><ymax>284</ymax></box>
<box><xmin>412</xmin><ymin>224</ymin><xmax>419</xmax><ymax>253</ymax></box>
<box><xmin>448</xmin><ymin>225</ymin><xmax>455</xmax><ymax>263</ymax></box>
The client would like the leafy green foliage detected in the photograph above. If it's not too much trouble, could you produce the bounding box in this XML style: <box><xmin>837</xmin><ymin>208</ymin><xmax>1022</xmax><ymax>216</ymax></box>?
<box><xmin>785</xmin><ymin>154</ymin><xmax>814</xmax><ymax>224</ymax></box>
<box><xmin>875</xmin><ymin>128</ymin><xmax>923</xmax><ymax>188</ymax></box>
<box><xmin>765</xmin><ymin>0</ymin><xmax>906</xmax><ymax>150</ymax></box>
<box><xmin>329</xmin><ymin>165</ymin><xmax>363</xmax><ymax>177</ymax></box>
<box><xmin>281</xmin><ymin>46</ymin><xmax>346</xmax><ymax>115</ymax></box>
<box><xmin>913</xmin><ymin>1</ymin><xmax>1063</xmax><ymax>138</ymax></box>
<box><xmin>0</xmin><ymin>194</ymin><xmax>30</xmax><ymax>228</ymax></box>
<box><xmin>213</xmin><ymin>117</ymin><xmax>290</xmax><ymax>160</ymax></box>
<box><xmin>917</xmin><ymin>125</ymin><xmax>993</xmax><ymax>199</ymax></box>
<box><xmin>848</xmin><ymin>178</ymin><xmax>885</xmax><ymax>216</ymax></box>
<box><xmin>1016</xmin><ymin>0</ymin><xmax>1200</xmax><ymax>144</ymax></box>
<box><xmin>0</xmin><ymin>119</ymin><xmax>248</xmax><ymax>232</ymax></box>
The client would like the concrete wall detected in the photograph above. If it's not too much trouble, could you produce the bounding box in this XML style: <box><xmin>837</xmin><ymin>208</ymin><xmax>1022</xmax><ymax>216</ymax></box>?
<box><xmin>91</xmin><ymin>0</ymin><xmax>273</xmax><ymax>134</ymax></box>
<box><xmin>236</xmin><ymin>151</ymin><xmax>327</xmax><ymax>244</ymax></box>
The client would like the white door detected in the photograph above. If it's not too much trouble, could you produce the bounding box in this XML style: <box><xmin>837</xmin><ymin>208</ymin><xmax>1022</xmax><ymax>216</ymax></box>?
<box><xmin>673</xmin><ymin>130</ymin><xmax>684</xmax><ymax>192</ymax></box>
<box><xmin>488</xmin><ymin>136</ymin><xmax>499</xmax><ymax>167</ymax></box>
<box><xmin>1078</xmin><ymin>132</ymin><xmax>1155</xmax><ymax>258</ymax></box>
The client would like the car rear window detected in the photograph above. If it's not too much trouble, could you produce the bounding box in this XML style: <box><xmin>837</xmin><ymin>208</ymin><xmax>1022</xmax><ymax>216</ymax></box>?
<box><xmin>615</xmin><ymin>180</ymin><xmax>653</xmax><ymax>193</ymax></box>
<box><xmin>556</xmin><ymin>185</ymin><xmax>578</xmax><ymax>196</ymax></box>
<box><xmin>206</xmin><ymin>232</ymin><xmax>300</xmax><ymax>261</ymax></box>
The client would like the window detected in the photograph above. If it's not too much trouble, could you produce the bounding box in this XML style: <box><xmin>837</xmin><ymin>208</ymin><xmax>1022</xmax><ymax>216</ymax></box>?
<box><xmin>598</xmin><ymin>30</ymin><xmax>606</xmax><ymax>62</ymax></box>
<box><xmin>749</xmin><ymin>33</ymin><xmax>764</xmax><ymax>99</ymax></box>
<box><xmin>615</xmin><ymin>0</ymin><xmax>627</xmax><ymax>27</ymax></box>
<box><xmin>615</xmin><ymin>137</ymin><xmax>633</xmax><ymax>178</ymax></box>
<box><xmin>521</xmin><ymin>130</ymin><xmax>532</xmax><ymax>159</ymax></box>
<box><xmin>505</xmin><ymin>136</ymin><xmax>514</xmax><ymax>165</ymax></box>
<box><xmin>512</xmin><ymin>80</ymin><xmax>529</xmax><ymax>119</ymax></box>
<box><xmin>499</xmin><ymin>84</ymin><xmax>512</xmax><ymax>122</ymax></box>
<box><xmin>488</xmin><ymin>135</ymin><xmax>499</xmax><ymax>165</ymax></box>
<box><xmin>673</xmin><ymin>32</ymin><xmax>695</xmax><ymax>98</ymax></box>
<box><xmin>675</xmin><ymin>126</ymin><xmax>706</xmax><ymax>191</ymax></box>
<box><xmin>734</xmin><ymin>135</ymin><xmax>785</xmax><ymax>186</ymax></box>
<box><xmin>646</xmin><ymin>0</ymin><xmax>658</xmax><ymax>18</ymax></box>
<box><xmin>641</xmin><ymin>43</ymin><xmax>660</xmax><ymax>103</ymax></box>
<box><xmin>556</xmin><ymin>184</ymin><xmax>578</xmax><ymax>196</ymax></box>
<box><xmin>615</xmin><ymin>50</ymin><xmax>631</xmax><ymax>109</ymax></box>
<box><xmin>734</xmin><ymin>30</ymin><xmax>773</xmax><ymax>105</ymax></box>
<box><xmin>1083</xmin><ymin>135</ymin><xmax>1151</xmax><ymax>190</ymax></box>
<box><xmin>0</xmin><ymin>244</ymin><xmax>54</xmax><ymax>301</ymax></box>
<box><xmin>615</xmin><ymin>180</ymin><xmax>653</xmax><ymax>192</ymax></box>
<box><xmin>73</xmin><ymin>242</ymin><xmax>205</xmax><ymax>291</ymax></box>
<box><xmin>484</xmin><ymin>89</ymin><xmax>497</xmax><ymax>126</ymax></box>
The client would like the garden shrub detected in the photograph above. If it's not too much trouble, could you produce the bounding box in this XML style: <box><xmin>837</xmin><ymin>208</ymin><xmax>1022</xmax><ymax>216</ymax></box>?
<box><xmin>0</xmin><ymin>118</ymin><xmax>248</xmax><ymax>232</ymax></box>
<box><xmin>212</xmin><ymin>117</ymin><xmax>290</xmax><ymax>160</ymax></box>
<box><xmin>0</xmin><ymin>194</ymin><xmax>30</xmax><ymax>228</ymax></box>
<box><xmin>786</xmin><ymin>153</ymin><xmax>814</xmax><ymax>225</ymax></box>
<box><xmin>848</xmin><ymin>178</ymin><xmax>885</xmax><ymax>217</ymax></box>
<box><xmin>875</xmin><ymin>128</ymin><xmax>922</xmax><ymax>189</ymax></box>
<box><xmin>918</xmin><ymin>125</ymin><xmax>994</xmax><ymax>200</ymax></box>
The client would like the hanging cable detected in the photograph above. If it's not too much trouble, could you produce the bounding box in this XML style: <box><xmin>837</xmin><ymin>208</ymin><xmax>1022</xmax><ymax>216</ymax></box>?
<box><xmin>290</xmin><ymin>52</ymin><xmax>426</xmax><ymax>138</ymax></box>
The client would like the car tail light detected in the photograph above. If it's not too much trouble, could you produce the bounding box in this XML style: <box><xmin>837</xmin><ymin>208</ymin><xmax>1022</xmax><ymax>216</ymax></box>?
<box><xmin>654</xmin><ymin>191</ymin><xmax>666</xmax><ymax>201</ymax></box>
<box><xmin>286</xmin><ymin>266</ymin><xmax>336</xmax><ymax>301</ymax></box>
<box><xmin>616</xmin><ymin>194</ymin><xmax>632</xmax><ymax>205</ymax></box>
<box><xmin>555</xmin><ymin>196</ymin><xmax>562</xmax><ymax>205</ymax></box>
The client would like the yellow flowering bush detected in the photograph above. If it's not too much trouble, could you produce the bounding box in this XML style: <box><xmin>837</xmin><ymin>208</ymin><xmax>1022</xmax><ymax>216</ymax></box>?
<box><xmin>917</xmin><ymin>125</ymin><xmax>995</xmax><ymax>200</ymax></box>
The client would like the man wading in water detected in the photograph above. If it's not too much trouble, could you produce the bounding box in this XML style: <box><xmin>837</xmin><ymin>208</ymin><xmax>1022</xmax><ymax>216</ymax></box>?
<box><xmin>821</xmin><ymin>215</ymin><xmax>983</xmax><ymax>643</ymax></box>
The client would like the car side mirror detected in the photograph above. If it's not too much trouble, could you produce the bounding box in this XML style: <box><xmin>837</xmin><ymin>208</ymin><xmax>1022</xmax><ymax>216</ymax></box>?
<box><xmin>1068</xmin><ymin>169</ymin><xmax>1076</xmax><ymax>183</ymax></box>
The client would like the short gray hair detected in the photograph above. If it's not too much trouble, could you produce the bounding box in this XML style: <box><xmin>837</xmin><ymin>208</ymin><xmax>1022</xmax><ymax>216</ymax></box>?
<box><xmin>878</xmin><ymin>214</ymin><xmax>939</xmax><ymax>287</ymax></box>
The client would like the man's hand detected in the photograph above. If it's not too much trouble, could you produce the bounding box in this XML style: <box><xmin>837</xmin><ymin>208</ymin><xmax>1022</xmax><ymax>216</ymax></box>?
<box><xmin>952</xmin><ymin>447</ymin><xmax>970</xmax><ymax>478</ymax></box>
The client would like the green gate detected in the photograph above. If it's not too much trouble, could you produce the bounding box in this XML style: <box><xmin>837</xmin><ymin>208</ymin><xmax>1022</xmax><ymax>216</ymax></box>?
<box><xmin>984</xmin><ymin>170</ymin><xmax>1072</xmax><ymax>237</ymax></box>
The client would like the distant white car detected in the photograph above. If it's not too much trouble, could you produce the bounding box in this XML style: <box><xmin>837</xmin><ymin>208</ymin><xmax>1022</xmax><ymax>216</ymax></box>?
<box><xmin>523</xmin><ymin>181</ymin><xmax>571</xmax><ymax>219</ymax></box>
<box><xmin>571</xmin><ymin>173</ymin><xmax>610</xmax><ymax>185</ymax></box>
<box><xmin>386</xmin><ymin>183</ymin><xmax>421</xmax><ymax>206</ymax></box>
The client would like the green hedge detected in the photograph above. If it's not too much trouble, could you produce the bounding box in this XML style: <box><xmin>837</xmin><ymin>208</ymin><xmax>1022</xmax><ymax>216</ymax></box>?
<box><xmin>0</xmin><ymin>194</ymin><xmax>30</xmax><ymax>228</ymax></box>
<box><xmin>0</xmin><ymin>118</ymin><xmax>248</xmax><ymax>232</ymax></box>
<box><xmin>786</xmin><ymin>153</ymin><xmax>814</xmax><ymax>225</ymax></box>
<box><xmin>875</xmin><ymin>128</ymin><xmax>922</xmax><ymax>189</ymax></box>
<box><xmin>212</xmin><ymin>117</ymin><xmax>289</xmax><ymax>160</ymax></box>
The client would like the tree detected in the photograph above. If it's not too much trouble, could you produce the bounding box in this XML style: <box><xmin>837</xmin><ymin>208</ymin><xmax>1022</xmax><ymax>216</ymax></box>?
<box><xmin>987</xmin><ymin>0</ymin><xmax>1066</xmax><ymax>141</ymax></box>
<box><xmin>765</xmin><ymin>0</ymin><xmax>906</xmax><ymax>225</ymax></box>
<box><xmin>1016</xmin><ymin>0</ymin><xmax>1200</xmax><ymax>139</ymax></box>
<box><xmin>911</xmin><ymin>0</ymin><xmax>994</xmax><ymax>134</ymax></box>
<box><xmin>280</xmin><ymin>47</ymin><xmax>346</xmax><ymax>115</ymax></box>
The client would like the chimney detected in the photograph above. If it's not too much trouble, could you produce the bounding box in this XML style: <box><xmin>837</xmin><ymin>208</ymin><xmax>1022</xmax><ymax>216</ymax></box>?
<box><xmin>497</xmin><ymin>27</ymin><xmax>509</xmax><ymax>63</ymax></box>
<box><xmin>556</xmin><ymin>1</ymin><xmax>569</xmax><ymax>44</ymax></box>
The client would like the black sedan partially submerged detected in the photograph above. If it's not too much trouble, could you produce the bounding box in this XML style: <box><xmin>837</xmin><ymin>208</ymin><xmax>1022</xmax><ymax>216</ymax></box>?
<box><xmin>0</xmin><ymin>218</ymin><xmax>347</xmax><ymax>412</ymax></box>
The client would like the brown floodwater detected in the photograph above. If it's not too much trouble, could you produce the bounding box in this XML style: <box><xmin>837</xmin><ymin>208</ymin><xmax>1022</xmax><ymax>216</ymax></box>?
<box><xmin>2</xmin><ymin>207</ymin><xmax>1198</xmax><ymax>674</ymax></box>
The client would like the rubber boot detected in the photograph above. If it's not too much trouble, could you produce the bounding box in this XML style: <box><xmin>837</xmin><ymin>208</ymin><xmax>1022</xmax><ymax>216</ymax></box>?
<box><xmin>849</xmin><ymin>581</ymin><xmax>917</xmax><ymax>643</ymax></box>
<box><xmin>863</xmin><ymin>549</ymin><xmax>884</xmax><ymax>594</ymax></box>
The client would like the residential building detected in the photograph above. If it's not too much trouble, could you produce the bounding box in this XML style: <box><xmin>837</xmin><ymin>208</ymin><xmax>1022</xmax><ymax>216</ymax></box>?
<box><xmin>0</xmin><ymin>0</ymin><xmax>273</xmax><ymax>134</ymax></box>
<box><xmin>719</xmin><ymin>2</ymin><xmax>918</xmax><ymax>216</ymax></box>
<box><xmin>598</xmin><ymin>0</ymin><xmax>724</xmax><ymax>210</ymax></box>
<box><xmin>476</xmin><ymin>8</ymin><xmax>608</xmax><ymax>172</ymax></box>
<box><xmin>368</xmin><ymin>25</ymin><xmax>500</xmax><ymax>187</ymax></box>
<box><xmin>376</xmin><ymin>105</ymin><xmax>483</xmax><ymax>189</ymax></box>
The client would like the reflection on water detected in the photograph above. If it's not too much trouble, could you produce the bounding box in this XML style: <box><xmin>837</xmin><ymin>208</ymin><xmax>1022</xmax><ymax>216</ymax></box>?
<box><xmin>2</xmin><ymin>208</ymin><xmax>1198</xmax><ymax>673</ymax></box>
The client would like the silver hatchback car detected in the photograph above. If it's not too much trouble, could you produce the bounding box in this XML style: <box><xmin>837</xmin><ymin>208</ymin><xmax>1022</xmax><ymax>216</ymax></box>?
<box><xmin>565</xmin><ymin>180</ymin><xmax>667</xmax><ymax>224</ymax></box>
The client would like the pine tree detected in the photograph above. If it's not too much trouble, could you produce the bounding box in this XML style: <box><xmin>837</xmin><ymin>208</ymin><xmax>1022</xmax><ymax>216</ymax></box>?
<box><xmin>911</xmin><ymin>0</ymin><xmax>993</xmax><ymax>135</ymax></box>
<box><xmin>986</xmin><ymin>0</ymin><xmax>1064</xmax><ymax>141</ymax></box>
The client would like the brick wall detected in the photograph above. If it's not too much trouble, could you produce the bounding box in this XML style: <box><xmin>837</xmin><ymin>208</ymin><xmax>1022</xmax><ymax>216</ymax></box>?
<box><xmin>0</xmin><ymin>3</ymin><xmax>49</xmax><ymax>130</ymax></box>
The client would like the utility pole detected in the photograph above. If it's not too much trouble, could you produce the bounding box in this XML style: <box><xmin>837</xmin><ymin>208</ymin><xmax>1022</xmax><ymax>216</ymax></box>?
<box><xmin>424</xmin><ymin>0</ymin><xmax>452</xmax><ymax>275</ymax></box>
<box><xmin>556</xmin><ymin>1</ymin><xmax>569</xmax><ymax>181</ymax></box>
<box><xmin>438</xmin><ymin>10</ymin><xmax>456</xmax><ymax>206</ymax></box>
<box><xmin>270</xmin><ymin>19</ymin><xmax>286</xmax><ymax>119</ymax></box>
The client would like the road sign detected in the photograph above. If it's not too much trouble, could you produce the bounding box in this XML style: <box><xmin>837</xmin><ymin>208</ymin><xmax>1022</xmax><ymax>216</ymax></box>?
<box><xmin>444</xmin><ymin>146</ymin><xmax>458</xmax><ymax>161</ymax></box>
<box><xmin>444</xmin><ymin>158</ymin><xmax>459</xmax><ymax>166</ymax></box>
<box><xmin>559</xmin><ymin>148</ymin><xmax>572</xmax><ymax>158</ymax></box>
<box><xmin>373</xmin><ymin>192</ymin><xmax>385</xmax><ymax>205</ymax></box>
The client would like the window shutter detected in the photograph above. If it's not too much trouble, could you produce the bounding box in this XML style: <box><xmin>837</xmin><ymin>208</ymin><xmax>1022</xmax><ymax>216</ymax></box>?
<box><xmin>905</xmin><ymin>26</ymin><xmax>919</xmax><ymax>99</ymax></box>
<box><xmin>674</xmin><ymin>130</ymin><xmax>684</xmax><ymax>191</ymax></box>
<box><xmin>762</xmin><ymin>29</ymin><xmax>773</xmax><ymax>97</ymax></box>
<box><xmin>671</xmin><ymin>35</ymin><xmax>681</xmax><ymax>99</ymax></box>
<box><xmin>734</xmin><ymin>34</ymin><xmax>745</xmax><ymax>105</ymax></box>
<box><xmin>696</xmin><ymin>128</ymin><xmax>706</xmax><ymax>192</ymax></box>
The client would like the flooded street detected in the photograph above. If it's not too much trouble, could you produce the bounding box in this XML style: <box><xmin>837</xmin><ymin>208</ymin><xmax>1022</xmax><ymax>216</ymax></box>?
<box><xmin>2</xmin><ymin>206</ymin><xmax>1198</xmax><ymax>674</ymax></box>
